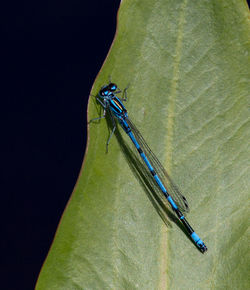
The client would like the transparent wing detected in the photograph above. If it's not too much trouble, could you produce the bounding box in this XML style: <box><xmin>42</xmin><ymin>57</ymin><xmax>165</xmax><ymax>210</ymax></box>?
<box><xmin>126</xmin><ymin>118</ymin><xmax>189</xmax><ymax>213</ymax></box>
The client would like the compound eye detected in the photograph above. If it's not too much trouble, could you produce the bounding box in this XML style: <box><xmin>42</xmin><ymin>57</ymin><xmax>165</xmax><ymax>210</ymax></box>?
<box><xmin>104</xmin><ymin>90</ymin><xmax>109</xmax><ymax>96</ymax></box>
<box><xmin>109</xmin><ymin>83</ymin><xmax>117</xmax><ymax>91</ymax></box>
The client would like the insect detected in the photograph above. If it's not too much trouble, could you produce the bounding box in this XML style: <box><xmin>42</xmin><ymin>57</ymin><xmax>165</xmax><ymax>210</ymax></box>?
<box><xmin>90</xmin><ymin>82</ymin><xmax>207</xmax><ymax>253</ymax></box>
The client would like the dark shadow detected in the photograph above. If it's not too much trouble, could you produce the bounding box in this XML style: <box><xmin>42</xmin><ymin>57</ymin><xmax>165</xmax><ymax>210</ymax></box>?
<box><xmin>115</xmin><ymin>127</ymin><xmax>174</xmax><ymax>227</ymax></box>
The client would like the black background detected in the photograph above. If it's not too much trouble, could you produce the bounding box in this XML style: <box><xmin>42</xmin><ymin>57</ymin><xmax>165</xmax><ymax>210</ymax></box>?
<box><xmin>1</xmin><ymin>1</ymin><xmax>120</xmax><ymax>289</ymax></box>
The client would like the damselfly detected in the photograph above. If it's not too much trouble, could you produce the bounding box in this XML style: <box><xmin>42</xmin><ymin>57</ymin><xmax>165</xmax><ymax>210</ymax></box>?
<box><xmin>90</xmin><ymin>82</ymin><xmax>207</xmax><ymax>253</ymax></box>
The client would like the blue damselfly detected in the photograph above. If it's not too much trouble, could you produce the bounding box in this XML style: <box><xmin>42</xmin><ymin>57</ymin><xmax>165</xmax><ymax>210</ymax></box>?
<box><xmin>90</xmin><ymin>82</ymin><xmax>207</xmax><ymax>253</ymax></box>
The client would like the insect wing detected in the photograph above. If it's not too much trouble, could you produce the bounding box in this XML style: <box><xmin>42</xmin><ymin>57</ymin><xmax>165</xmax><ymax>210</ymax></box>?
<box><xmin>126</xmin><ymin>118</ymin><xmax>189</xmax><ymax>213</ymax></box>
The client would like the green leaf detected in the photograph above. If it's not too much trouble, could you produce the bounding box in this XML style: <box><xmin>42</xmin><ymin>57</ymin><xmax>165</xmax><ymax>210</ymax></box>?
<box><xmin>36</xmin><ymin>0</ymin><xmax>250</xmax><ymax>289</ymax></box>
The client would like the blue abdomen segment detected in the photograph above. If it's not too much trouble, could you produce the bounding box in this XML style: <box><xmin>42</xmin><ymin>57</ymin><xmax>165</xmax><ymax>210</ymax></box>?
<box><xmin>167</xmin><ymin>196</ymin><xmax>178</xmax><ymax>210</ymax></box>
<box><xmin>127</xmin><ymin>130</ymin><xmax>169</xmax><ymax>195</ymax></box>
<box><xmin>191</xmin><ymin>232</ymin><xmax>201</xmax><ymax>243</ymax></box>
<box><xmin>127</xmin><ymin>130</ymin><xmax>140</xmax><ymax>149</ymax></box>
<box><xmin>191</xmin><ymin>232</ymin><xmax>207</xmax><ymax>253</ymax></box>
